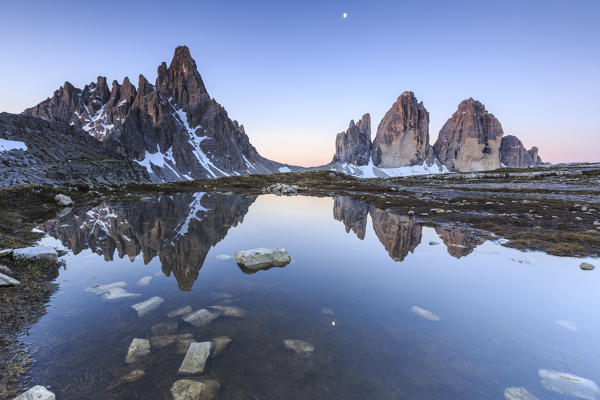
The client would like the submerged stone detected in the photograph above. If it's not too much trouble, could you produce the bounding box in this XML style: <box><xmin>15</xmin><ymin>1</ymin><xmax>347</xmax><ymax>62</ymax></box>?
<box><xmin>539</xmin><ymin>369</ymin><xmax>600</xmax><ymax>399</ymax></box>
<box><xmin>125</xmin><ymin>338</ymin><xmax>151</xmax><ymax>363</ymax></box>
<box><xmin>102</xmin><ymin>287</ymin><xmax>141</xmax><ymax>301</ymax></box>
<box><xmin>170</xmin><ymin>379</ymin><xmax>220</xmax><ymax>400</ymax></box>
<box><xmin>411</xmin><ymin>306</ymin><xmax>441</xmax><ymax>321</ymax></box>
<box><xmin>85</xmin><ymin>281</ymin><xmax>127</xmax><ymax>294</ymax></box>
<box><xmin>210</xmin><ymin>305</ymin><xmax>246</xmax><ymax>317</ymax></box>
<box><xmin>283</xmin><ymin>339</ymin><xmax>314</xmax><ymax>357</ymax></box>
<box><xmin>209</xmin><ymin>292</ymin><xmax>233</xmax><ymax>300</ymax></box>
<box><xmin>176</xmin><ymin>336</ymin><xmax>195</xmax><ymax>354</ymax></box>
<box><xmin>14</xmin><ymin>385</ymin><xmax>55</xmax><ymax>400</ymax></box>
<box><xmin>504</xmin><ymin>387</ymin><xmax>539</xmax><ymax>400</ymax></box>
<box><xmin>132</xmin><ymin>296</ymin><xmax>165</xmax><ymax>317</ymax></box>
<box><xmin>0</xmin><ymin>271</ymin><xmax>20</xmax><ymax>286</ymax></box>
<box><xmin>211</xmin><ymin>336</ymin><xmax>232</xmax><ymax>358</ymax></box>
<box><xmin>178</xmin><ymin>341</ymin><xmax>212</xmax><ymax>374</ymax></box>
<box><xmin>167</xmin><ymin>305</ymin><xmax>192</xmax><ymax>318</ymax></box>
<box><xmin>580</xmin><ymin>262</ymin><xmax>595</xmax><ymax>271</ymax></box>
<box><xmin>137</xmin><ymin>275</ymin><xmax>152</xmax><ymax>286</ymax></box>
<box><xmin>122</xmin><ymin>369</ymin><xmax>145</xmax><ymax>383</ymax></box>
<box><xmin>150</xmin><ymin>333</ymin><xmax>193</xmax><ymax>348</ymax></box>
<box><xmin>150</xmin><ymin>321</ymin><xmax>178</xmax><ymax>336</ymax></box>
<box><xmin>183</xmin><ymin>309</ymin><xmax>221</xmax><ymax>327</ymax></box>
<box><xmin>12</xmin><ymin>246</ymin><xmax>58</xmax><ymax>262</ymax></box>
<box><xmin>234</xmin><ymin>248</ymin><xmax>291</xmax><ymax>272</ymax></box>
<box><xmin>215</xmin><ymin>254</ymin><xmax>232</xmax><ymax>260</ymax></box>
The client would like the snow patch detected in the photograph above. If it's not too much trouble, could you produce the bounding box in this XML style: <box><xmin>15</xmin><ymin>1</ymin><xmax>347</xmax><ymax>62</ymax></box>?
<box><xmin>330</xmin><ymin>158</ymin><xmax>448</xmax><ymax>178</ymax></box>
<box><xmin>0</xmin><ymin>138</ymin><xmax>27</xmax><ymax>152</ymax></box>
<box><xmin>278</xmin><ymin>166</ymin><xmax>292</xmax><ymax>173</ymax></box>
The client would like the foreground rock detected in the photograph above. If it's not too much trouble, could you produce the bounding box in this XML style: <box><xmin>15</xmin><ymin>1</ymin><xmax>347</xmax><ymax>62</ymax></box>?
<box><xmin>54</xmin><ymin>194</ymin><xmax>74</xmax><ymax>206</ymax></box>
<box><xmin>84</xmin><ymin>281</ymin><xmax>126</xmax><ymax>294</ymax></box>
<box><xmin>125</xmin><ymin>338</ymin><xmax>151</xmax><ymax>363</ymax></box>
<box><xmin>132</xmin><ymin>296</ymin><xmax>165</xmax><ymax>317</ymax></box>
<box><xmin>283</xmin><ymin>339</ymin><xmax>314</xmax><ymax>357</ymax></box>
<box><xmin>372</xmin><ymin>92</ymin><xmax>433</xmax><ymax>168</ymax></box>
<box><xmin>170</xmin><ymin>379</ymin><xmax>220</xmax><ymax>400</ymax></box>
<box><xmin>433</xmin><ymin>98</ymin><xmax>504</xmax><ymax>172</ymax></box>
<box><xmin>168</xmin><ymin>305</ymin><xmax>192</xmax><ymax>318</ymax></box>
<box><xmin>580</xmin><ymin>262</ymin><xmax>595</xmax><ymax>271</ymax></box>
<box><xmin>332</xmin><ymin>114</ymin><xmax>372</xmax><ymax>166</ymax></box>
<box><xmin>12</xmin><ymin>246</ymin><xmax>58</xmax><ymax>262</ymax></box>
<box><xmin>411</xmin><ymin>306</ymin><xmax>441</xmax><ymax>321</ymax></box>
<box><xmin>122</xmin><ymin>369</ymin><xmax>145</xmax><ymax>383</ymax></box>
<box><xmin>538</xmin><ymin>369</ymin><xmax>600</xmax><ymax>399</ymax></box>
<box><xmin>183</xmin><ymin>309</ymin><xmax>221</xmax><ymax>327</ymax></box>
<box><xmin>0</xmin><ymin>248</ymin><xmax>13</xmax><ymax>257</ymax></box>
<box><xmin>211</xmin><ymin>336</ymin><xmax>232</xmax><ymax>358</ymax></box>
<box><xmin>504</xmin><ymin>387</ymin><xmax>539</xmax><ymax>400</ymax></box>
<box><xmin>178</xmin><ymin>341</ymin><xmax>212</xmax><ymax>374</ymax></box>
<box><xmin>13</xmin><ymin>385</ymin><xmax>55</xmax><ymax>400</ymax></box>
<box><xmin>500</xmin><ymin>135</ymin><xmax>536</xmax><ymax>168</ymax></box>
<box><xmin>234</xmin><ymin>248</ymin><xmax>291</xmax><ymax>271</ymax></box>
<box><xmin>265</xmin><ymin>183</ymin><xmax>299</xmax><ymax>196</ymax></box>
<box><xmin>0</xmin><ymin>271</ymin><xmax>20</xmax><ymax>286</ymax></box>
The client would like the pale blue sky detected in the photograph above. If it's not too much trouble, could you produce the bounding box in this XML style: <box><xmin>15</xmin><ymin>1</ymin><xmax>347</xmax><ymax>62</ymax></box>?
<box><xmin>1</xmin><ymin>0</ymin><xmax>598</xmax><ymax>165</ymax></box>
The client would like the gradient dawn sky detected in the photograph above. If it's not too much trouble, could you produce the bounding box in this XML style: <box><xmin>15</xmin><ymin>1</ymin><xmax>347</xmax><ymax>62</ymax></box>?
<box><xmin>1</xmin><ymin>0</ymin><xmax>598</xmax><ymax>166</ymax></box>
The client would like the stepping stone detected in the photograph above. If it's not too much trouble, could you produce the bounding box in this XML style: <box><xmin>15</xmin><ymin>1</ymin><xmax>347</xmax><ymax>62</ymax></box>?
<box><xmin>85</xmin><ymin>281</ymin><xmax>127</xmax><ymax>294</ymax></box>
<box><xmin>178</xmin><ymin>342</ymin><xmax>212</xmax><ymax>374</ymax></box>
<box><xmin>122</xmin><ymin>369</ymin><xmax>145</xmax><ymax>383</ymax></box>
<box><xmin>102</xmin><ymin>287</ymin><xmax>141</xmax><ymax>300</ymax></box>
<box><xmin>211</xmin><ymin>336</ymin><xmax>231</xmax><ymax>358</ymax></box>
<box><xmin>0</xmin><ymin>272</ymin><xmax>20</xmax><ymax>286</ymax></box>
<box><xmin>151</xmin><ymin>322</ymin><xmax>178</xmax><ymax>336</ymax></box>
<box><xmin>137</xmin><ymin>276</ymin><xmax>152</xmax><ymax>286</ymax></box>
<box><xmin>234</xmin><ymin>248</ymin><xmax>291</xmax><ymax>270</ymax></box>
<box><xmin>170</xmin><ymin>379</ymin><xmax>220</xmax><ymax>400</ymax></box>
<box><xmin>183</xmin><ymin>309</ymin><xmax>221</xmax><ymax>327</ymax></box>
<box><xmin>132</xmin><ymin>296</ymin><xmax>165</xmax><ymax>317</ymax></box>
<box><xmin>209</xmin><ymin>305</ymin><xmax>246</xmax><ymax>317</ymax></box>
<box><xmin>283</xmin><ymin>339</ymin><xmax>314</xmax><ymax>357</ymax></box>
<box><xmin>504</xmin><ymin>387</ymin><xmax>539</xmax><ymax>400</ymax></box>
<box><xmin>167</xmin><ymin>305</ymin><xmax>192</xmax><ymax>318</ymax></box>
<box><xmin>411</xmin><ymin>306</ymin><xmax>441</xmax><ymax>321</ymax></box>
<box><xmin>14</xmin><ymin>385</ymin><xmax>55</xmax><ymax>400</ymax></box>
<box><xmin>539</xmin><ymin>369</ymin><xmax>600</xmax><ymax>399</ymax></box>
<box><xmin>125</xmin><ymin>338</ymin><xmax>151</xmax><ymax>363</ymax></box>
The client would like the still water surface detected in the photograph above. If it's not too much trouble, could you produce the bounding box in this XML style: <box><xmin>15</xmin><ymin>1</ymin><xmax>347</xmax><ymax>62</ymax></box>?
<box><xmin>23</xmin><ymin>193</ymin><xmax>600</xmax><ymax>399</ymax></box>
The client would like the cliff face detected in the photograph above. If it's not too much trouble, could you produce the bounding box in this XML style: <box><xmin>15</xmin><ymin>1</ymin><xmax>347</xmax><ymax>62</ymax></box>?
<box><xmin>372</xmin><ymin>91</ymin><xmax>433</xmax><ymax>168</ymax></box>
<box><xmin>433</xmin><ymin>98</ymin><xmax>504</xmax><ymax>172</ymax></box>
<box><xmin>23</xmin><ymin>46</ymin><xmax>289</xmax><ymax>182</ymax></box>
<box><xmin>500</xmin><ymin>135</ymin><xmax>534</xmax><ymax>167</ymax></box>
<box><xmin>332</xmin><ymin>114</ymin><xmax>372</xmax><ymax>166</ymax></box>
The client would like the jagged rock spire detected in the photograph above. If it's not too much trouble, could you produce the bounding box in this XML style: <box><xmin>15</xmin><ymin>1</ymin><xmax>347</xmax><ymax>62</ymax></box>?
<box><xmin>332</xmin><ymin>113</ymin><xmax>372</xmax><ymax>166</ymax></box>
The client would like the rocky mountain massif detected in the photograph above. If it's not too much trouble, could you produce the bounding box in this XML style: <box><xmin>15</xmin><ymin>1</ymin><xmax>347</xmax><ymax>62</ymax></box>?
<box><xmin>14</xmin><ymin>46</ymin><xmax>293</xmax><ymax>184</ymax></box>
<box><xmin>327</xmin><ymin>93</ymin><xmax>542</xmax><ymax>176</ymax></box>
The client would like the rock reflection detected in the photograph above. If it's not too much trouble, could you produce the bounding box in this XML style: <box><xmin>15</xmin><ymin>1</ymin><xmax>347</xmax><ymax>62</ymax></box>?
<box><xmin>434</xmin><ymin>227</ymin><xmax>483</xmax><ymax>258</ymax></box>
<box><xmin>41</xmin><ymin>192</ymin><xmax>256</xmax><ymax>290</ymax></box>
<box><xmin>333</xmin><ymin>196</ymin><xmax>369</xmax><ymax>239</ymax></box>
<box><xmin>370</xmin><ymin>208</ymin><xmax>422</xmax><ymax>262</ymax></box>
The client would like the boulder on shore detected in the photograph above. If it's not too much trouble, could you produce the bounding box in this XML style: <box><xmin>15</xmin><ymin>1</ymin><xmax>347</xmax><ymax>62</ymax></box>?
<box><xmin>14</xmin><ymin>385</ymin><xmax>55</xmax><ymax>400</ymax></box>
<box><xmin>12</xmin><ymin>246</ymin><xmax>58</xmax><ymax>262</ymax></box>
<box><xmin>54</xmin><ymin>194</ymin><xmax>74</xmax><ymax>206</ymax></box>
<box><xmin>580</xmin><ymin>262</ymin><xmax>595</xmax><ymax>271</ymax></box>
<box><xmin>0</xmin><ymin>272</ymin><xmax>20</xmax><ymax>286</ymax></box>
<box><xmin>170</xmin><ymin>379</ymin><xmax>220</xmax><ymax>400</ymax></box>
<box><xmin>234</xmin><ymin>248</ymin><xmax>291</xmax><ymax>272</ymax></box>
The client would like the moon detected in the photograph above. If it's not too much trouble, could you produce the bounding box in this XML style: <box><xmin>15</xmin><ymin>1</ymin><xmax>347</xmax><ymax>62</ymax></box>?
<box><xmin>342</xmin><ymin>12</ymin><xmax>348</xmax><ymax>19</ymax></box>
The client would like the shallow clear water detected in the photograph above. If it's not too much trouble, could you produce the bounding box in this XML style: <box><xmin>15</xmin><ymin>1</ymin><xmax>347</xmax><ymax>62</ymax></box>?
<box><xmin>22</xmin><ymin>193</ymin><xmax>600</xmax><ymax>399</ymax></box>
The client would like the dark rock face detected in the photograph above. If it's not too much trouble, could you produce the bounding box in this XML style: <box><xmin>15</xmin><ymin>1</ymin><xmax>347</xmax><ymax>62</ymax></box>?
<box><xmin>433</xmin><ymin>98</ymin><xmax>504</xmax><ymax>172</ymax></box>
<box><xmin>40</xmin><ymin>192</ymin><xmax>256</xmax><ymax>291</ymax></box>
<box><xmin>23</xmin><ymin>46</ymin><xmax>289</xmax><ymax>182</ymax></box>
<box><xmin>372</xmin><ymin>92</ymin><xmax>433</xmax><ymax>168</ymax></box>
<box><xmin>500</xmin><ymin>135</ymin><xmax>535</xmax><ymax>167</ymax></box>
<box><xmin>0</xmin><ymin>112</ymin><xmax>148</xmax><ymax>187</ymax></box>
<box><xmin>369</xmin><ymin>207</ymin><xmax>422</xmax><ymax>262</ymax></box>
<box><xmin>333</xmin><ymin>196</ymin><xmax>369</xmax><ymax>239</ymax></box>
<box><xmin>527</xmin><ymin>146</ymin><xmax>543</xmax><ymax>165</ymax></box>
<box><xmin>332</xmin><ymin>114</ymin><xmax>372</xmax><ymax>166</ymax></box>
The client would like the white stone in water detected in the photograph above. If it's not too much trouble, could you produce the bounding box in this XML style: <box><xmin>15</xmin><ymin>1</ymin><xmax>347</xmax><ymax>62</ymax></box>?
<box><xmin>102</xmin><ymin>287</ymin><xmax>141</xmax><ymax>300</ymax></box>
<box><xmin>0</xmin><ymin>248</ymin><xmax>13</xmax><ymax>257</ymax></box>
<box><xmin>283</xmin><ymin>339</ymin><xmax>314</xmax><ymax>357</ymax></box>
<box><xmin>170</xmin><ymin>379</ymin><xmax>220</xmax><ymax>400</ymax></box>
<box><xmin>125</xmin><ymin>338</ymin><xmax>151</xmax><ymax>363</ymax></box>
<box><xmin>234</xmin><ymin>248</ymin><xmax>291</xmax><ymax>270</ymax></box>
<box><xmin>122</xmin><ymin>369</ymin><xmax>145</xmax><ymax>383</ymax></box>
<box><xmin>183</xmin><ymin>309</ymin><xmax>221</xmax><ymax>327</ymax></box>
<box><xmin>0</xmin><ymin>264</ymin><xmax>13</xmax><ymax>274</ymax></box>
<box><xmin>539</xmin><ymin>369</ymin><xmax>600</xmax><ymax>399</ymax></box>
<box><xmin>54</xmin><ymin>194</ymin><xmax>74</xmax><ymax>206</ymax></box>
<box><xmin>210</xmin><ymin>305</ymin><xmax>246</xmax><ymax>317</ymax></box>
<box><xmin>136</xmin><ymin>275</ymin><xmax>152</xmax><ymax>286</ymax></box>
<box><xmin>85</xmin><ymin>281</ymin><xmax>127</xmax><ymax>294</ymax></box>
<box><xmin>131</xmin><ymin>296</ymin><xmax>165</xmax><ymax>317</ymax></box>
<box><xmin>14</xmin><ymin>385</ymin><xmax>55</xmax><ymax>400</ymax></box>
<box><xmin>556</xmin><ymin>320</ymin><xmax>578</xmax><ymax>331</ymax></box>
<box><xmin>211</xmin><ymin>336</ymin><xmax>232</xmax><ymax>358</ymax></box>
<box><xmin>504</xmin><ymin>387</ymin><xmax>539</xmax><ymax>400</ymax></box>
<box><xmin>411</xmin><ymin>306</ymin><xmax>441</xmax><ymax>321</ymax></box>
<box><xmin>0</xmin><ymin>272</ymin><xmax>20</xmax><ymax>286</ymax></box>
<box><xmin>167</xmin><ymin>305</ymin><xmax>192</xmax><ymax>318</ymax></box>
<box><xmin>178</xmin><ymin>341</ymin><xmax>212</xmax><ymax>374</ymax></box>
<box><xmin>580</xmin><ymin>262</ymin><xmax>595</xmax><ymax>271</ymax></box>
<box><xmin>215</xmin><ymin>254</ymin><xmax>232</xmax><ymax>260</ymax></box>
<box><xmin>12</xmin><ymin>246</ymin><xmax>58</xmax><ymax>262</ymax></box>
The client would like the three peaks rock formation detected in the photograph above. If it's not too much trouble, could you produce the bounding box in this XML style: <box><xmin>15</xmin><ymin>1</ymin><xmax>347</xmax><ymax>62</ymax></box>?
<box><xmin>21</xmin><ymin>46</ymin><xmax>291</xmax><ymax>183</ymax></box>
<box><xmin>329</xmin><ymin>93</ymin><xmax>542</xmax><ymax>175</ymax></box>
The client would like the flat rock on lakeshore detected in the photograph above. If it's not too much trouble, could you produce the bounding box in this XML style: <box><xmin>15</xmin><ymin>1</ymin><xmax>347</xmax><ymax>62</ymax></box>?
<box><xmin>178</xmin><ymin>341</ymin><xmax>212</xmax><ymax>374</ymax></box>
<box><xmin>12</xmin><ymin>246</ymin><xmax>58</xmax><ymax>262</ymax></box>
